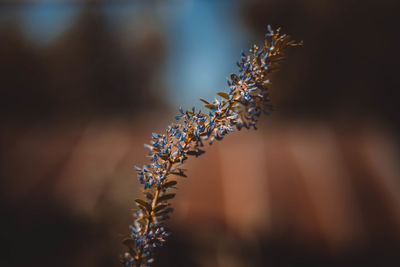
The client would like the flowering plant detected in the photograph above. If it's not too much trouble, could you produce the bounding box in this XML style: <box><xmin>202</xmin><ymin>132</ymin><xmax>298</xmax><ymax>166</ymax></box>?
<box><xmin>121</xmin><ymin>26</ymin><xmax>301</xmax><ymax>267</ymax></box>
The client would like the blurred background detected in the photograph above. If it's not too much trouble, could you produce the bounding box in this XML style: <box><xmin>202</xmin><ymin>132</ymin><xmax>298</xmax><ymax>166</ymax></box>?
<box><xmin>1</xmin><ymin>0</ymin><xmax>400</xmax><ymax>266</ymax></box>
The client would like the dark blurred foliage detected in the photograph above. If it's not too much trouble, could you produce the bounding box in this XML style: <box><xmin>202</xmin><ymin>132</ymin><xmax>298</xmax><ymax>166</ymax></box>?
<box><xmin>208</xmin><ymin>0</ymin><xmax>400</xmax><ymax>266</ymax></box>
<box><xmin>0</xmin><ymin>2</ymin><xmax>167</xmax><ymax>267</ymax></box>
<box><xmin>242</xmin><ymin>0</ymin><xmax>400</xmax><ymax>133</ymax></box>
<box><xmin>0</xmin><ymin>3</ymin><xmax>165</xmax><ymax>125</ymax></box>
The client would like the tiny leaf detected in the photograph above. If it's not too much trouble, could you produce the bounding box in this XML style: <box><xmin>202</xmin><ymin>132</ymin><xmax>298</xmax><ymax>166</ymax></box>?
<box><xmin>199</xmin><ymin>98</ymin><xmax>210</xmax><ymax>104</ymax></box>
<box><xmin>135</xmin><ymin>199</ymin><xmax>151</xmax><ymax>212</ymax></box>
<box><xmin>155</xmin><ymin>207</ymin><xmax>174</xmax><ymax>217</ymax></box>
<box><xmin>162</xmin><ymin>180</ymin><xmax>178</xmax><ymax>188</ymax></box>
<box><xmin>204</xmin><ymin>104</ymin><xmax>217</xmax><ymax>110</ymax></box>
<box><xmin>216</xmin><ymin>92</ymin><xmax>229</xmax><ymax>99</ymax></box>
<box><xmin>186</xmin><ymin>149</ymin><xmax>205</xmax><ymax>157</ymax></box>
<box><xmin>137</xmin><ymin>205</ymin><xmax>149</xmax><ymax>215</ymax></box>
<box><xmin>157</xmin><ymin>193</ymin><xmax>176</xmax><ymax>203</ymax></box>
<box><xmin>170</xmin><ymin>171</ymin><xmax>187</xmax><ymax>178</ymax></box>
<box><xmin>153</xmin><ymin>204</ymin><xmax>168</xmax><ymax>213</ymax></box>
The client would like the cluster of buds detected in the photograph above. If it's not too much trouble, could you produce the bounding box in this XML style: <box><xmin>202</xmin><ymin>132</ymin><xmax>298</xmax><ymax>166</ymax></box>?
<box><xmin>122</xmin><ymin>26</ymin><xmax>301</xmax><ymax>266</ymax></box>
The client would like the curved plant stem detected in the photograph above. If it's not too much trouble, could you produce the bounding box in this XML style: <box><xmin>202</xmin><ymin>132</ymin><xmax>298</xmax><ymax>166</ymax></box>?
<box><xmin>122</xmin><ymin>26</ymin><xmax>302</xmax><ymax>267</ymax></box>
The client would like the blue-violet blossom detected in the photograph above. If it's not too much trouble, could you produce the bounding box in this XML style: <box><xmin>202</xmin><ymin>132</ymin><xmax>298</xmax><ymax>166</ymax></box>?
<box><xmin>121</xmin><ymin>26</ymin><xmax>302</xmax><ymax>267</ymax></box>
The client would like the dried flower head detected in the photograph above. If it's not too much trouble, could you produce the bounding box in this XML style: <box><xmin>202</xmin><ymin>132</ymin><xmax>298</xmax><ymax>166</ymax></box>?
<box><xmin>121</xmin><ymin>26</ymin><xmax>302</xmax><ymax>267</ymax></box>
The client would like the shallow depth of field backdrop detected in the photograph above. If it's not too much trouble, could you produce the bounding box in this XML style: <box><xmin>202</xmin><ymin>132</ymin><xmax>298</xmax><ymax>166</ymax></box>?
<box><xmin>1</xmin><ymin>0</ymin><xmax>400</xmax><ymax>266</ymax></box>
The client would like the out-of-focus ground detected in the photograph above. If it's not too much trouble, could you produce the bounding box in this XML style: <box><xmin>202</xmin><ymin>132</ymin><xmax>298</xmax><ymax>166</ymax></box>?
<box><xmin>1</xmin><ymin>1</ymin><xmax>400</xmax><ymax>266</ymax></box>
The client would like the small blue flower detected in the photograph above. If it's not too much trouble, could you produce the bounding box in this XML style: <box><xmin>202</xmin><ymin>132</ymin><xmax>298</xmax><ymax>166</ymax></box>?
<box><xmin>123</xmin><ymin>26</ymin><xmax>302</xmax><ymax>267</ymax></box>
